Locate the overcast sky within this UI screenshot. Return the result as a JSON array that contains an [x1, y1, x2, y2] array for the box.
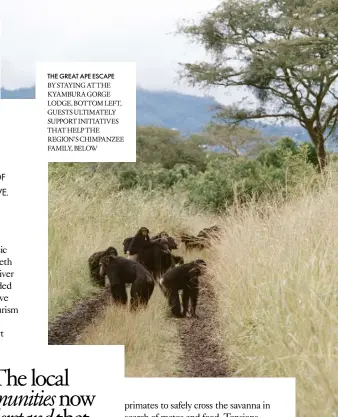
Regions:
[[1, 0, 248, 104]]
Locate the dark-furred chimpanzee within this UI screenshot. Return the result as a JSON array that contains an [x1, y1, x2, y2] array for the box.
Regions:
[[151, 232, 182, 274], [127, 227, 150, 261], [99, 255, 155, 310], [152, 231, 178, 250], [88, 246, 118, 287], [158, 250, 181, 277], [159, 259, 207, 318], [137, 237, 172, 280]]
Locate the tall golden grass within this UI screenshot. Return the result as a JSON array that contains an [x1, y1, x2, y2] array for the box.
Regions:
[[209, 178, 338, 417], [49, 164, 337, 416], [77, 288, 183, 377]]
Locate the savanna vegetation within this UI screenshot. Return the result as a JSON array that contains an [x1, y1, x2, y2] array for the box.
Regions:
[[49, 0, 338, 415], [49, 124, 338, 414]]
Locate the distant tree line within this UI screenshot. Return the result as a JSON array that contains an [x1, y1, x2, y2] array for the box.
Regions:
[[50, 125, 327, 213]]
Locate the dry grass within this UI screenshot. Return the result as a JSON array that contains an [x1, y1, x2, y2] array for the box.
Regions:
[[49, 164, 338, 415], [209, 178, 338, 417], [77, 287, 183, 377]]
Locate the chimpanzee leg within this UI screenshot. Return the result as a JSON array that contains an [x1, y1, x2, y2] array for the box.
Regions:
[[168, 290, 182, 317], [130, 279, 154, 311], [190, 286, 199, 318], [130, 281, 141, 311], [182, 288, 190, 317], [110, 284, 127, 305]]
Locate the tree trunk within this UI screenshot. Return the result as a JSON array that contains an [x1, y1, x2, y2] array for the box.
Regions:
[[308, 125, 327, 173], [316, 135, 327, 173]]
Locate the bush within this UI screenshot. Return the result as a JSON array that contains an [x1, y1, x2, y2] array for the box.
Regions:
[[136, 126, 207, 171], [49, 136, 319, 214], [185, 146, 316, 212], [257, 137, 318, 168]]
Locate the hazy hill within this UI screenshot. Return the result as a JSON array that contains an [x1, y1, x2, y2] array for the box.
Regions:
[[1, 86, 36, 99], [1, 85, 334, 147]]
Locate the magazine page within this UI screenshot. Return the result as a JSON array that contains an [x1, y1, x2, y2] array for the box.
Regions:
[[2, 0, 337, 416]]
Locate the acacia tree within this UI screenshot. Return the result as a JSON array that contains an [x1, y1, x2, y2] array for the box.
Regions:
[[188, 124, 266, 156], [177, 0, 338, 171], [204, 123, 271, 157]]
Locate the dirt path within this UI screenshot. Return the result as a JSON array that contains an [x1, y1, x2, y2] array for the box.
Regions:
[[177, 277, 230, 377], [48, 278, 229, 377], [48, 288, 111, 344]]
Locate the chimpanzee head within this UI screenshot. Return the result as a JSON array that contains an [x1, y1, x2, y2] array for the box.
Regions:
[[138, 227, 149, 237], [190, 259, 207, 275], [105, 246, 118, 256], [194, 259, 207, 267], [99, 254, 117, 276]]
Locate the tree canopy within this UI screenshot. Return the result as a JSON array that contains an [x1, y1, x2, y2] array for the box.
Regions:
[[203, 123, 268, 157], [136, 126, 206, 170], [177, 0, 338, 170]]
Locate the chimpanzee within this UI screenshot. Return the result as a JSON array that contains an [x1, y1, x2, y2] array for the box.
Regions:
[[99, 255, 155, 310], [152, 231, 178, 250], [159, 259, 207, 318], [127, 227, 151, 261], [159, 253, 185, 278], [137, 237, 172, 280], [88, 246, 118, 287]]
